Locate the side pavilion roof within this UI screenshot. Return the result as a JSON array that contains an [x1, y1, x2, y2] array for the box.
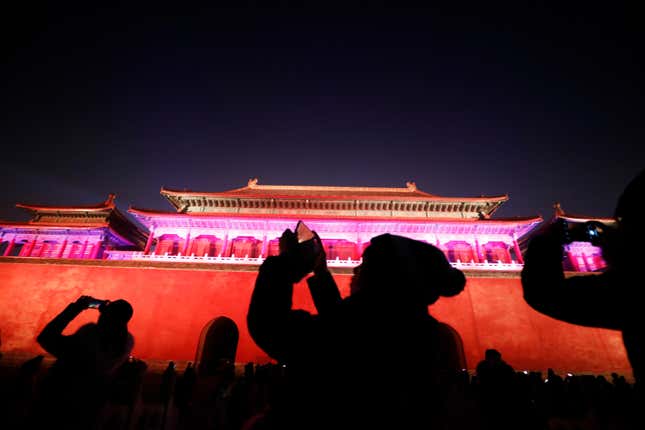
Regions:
[[11, 194, 147, 247]]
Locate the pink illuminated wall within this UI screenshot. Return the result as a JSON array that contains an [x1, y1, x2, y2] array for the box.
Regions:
[[0, 259, 630, 377], [129, 215, 536, 266]]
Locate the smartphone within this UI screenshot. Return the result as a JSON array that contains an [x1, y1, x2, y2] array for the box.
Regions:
[[296, 221, 315, 243], [560, 219, 607, 245], [88, 298, 108, 309], [295, 221, 321, 264]]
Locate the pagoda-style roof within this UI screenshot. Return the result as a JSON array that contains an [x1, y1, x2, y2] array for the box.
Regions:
[[159, 178, 509, 219], [13, 194, 148, 248], [0, 221, 139, 248], [553, 202, 616, 226], [128, 206, 542, 238], [16, 194, 118, 223], [518, 203, 617, 254]]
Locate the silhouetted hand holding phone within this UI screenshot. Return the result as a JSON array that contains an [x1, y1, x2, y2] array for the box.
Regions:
[[33, 294, 135, 429], [311, 232, 328, 276], [248, 230, 467, 430], [522, 169, 645, 405], [277, 221, 324, 283]]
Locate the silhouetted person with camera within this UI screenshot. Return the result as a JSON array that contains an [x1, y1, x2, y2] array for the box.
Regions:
[[32, 295, 134, 429], [522, 169, 645, 426], [247, 224, 467, 430]]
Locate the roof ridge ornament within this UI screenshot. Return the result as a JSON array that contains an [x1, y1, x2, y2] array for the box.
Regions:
[[105, 193, 117, 207], [248, 177, 259, 188], [405, 181, 417, 191], [554, 202, 565, 218]]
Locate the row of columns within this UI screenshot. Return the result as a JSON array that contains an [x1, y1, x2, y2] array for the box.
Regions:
[[145, 228, 524, 263], [1, 236, 103, 259]]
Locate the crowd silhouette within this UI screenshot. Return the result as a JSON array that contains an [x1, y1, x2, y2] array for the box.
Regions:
[[0, 352, 640, 429], [0, 169, 643, 429]]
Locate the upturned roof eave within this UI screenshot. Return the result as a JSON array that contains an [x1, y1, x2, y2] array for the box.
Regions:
[[128, 206, 541, 225], [15, 204, 114, 214], [0, 221, 110, 229], [556, 213, 616, 224], [160, 185, 509, 204], [551, 203, 616, 225], [15, 194, 117, 214]]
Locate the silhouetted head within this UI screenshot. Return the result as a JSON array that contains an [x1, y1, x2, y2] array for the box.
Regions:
[[485, 348, 502, 361], [98, 299, 133, 328], [350, 234, 466, 307], [603, 169, 645, 268], [615, 169, 645, 226]]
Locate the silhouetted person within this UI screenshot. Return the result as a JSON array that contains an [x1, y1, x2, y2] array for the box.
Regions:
[[475, 349, 517, 430], [11, 355, 44, 423], [106, 355, 148, 429], [522, 169, 645, 425], [32, 295, 134, 429], [174, 361, 197, 415], [476, 348, 515, 387], [160, 361, 176, 430], [247, 228, 466, 430]]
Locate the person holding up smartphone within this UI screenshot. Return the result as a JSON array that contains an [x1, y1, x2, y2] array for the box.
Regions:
[[247, 221, 467, 430], [32, 295, 135, 429], [293, 221, 343, 315], [521, 169, 645, 415]]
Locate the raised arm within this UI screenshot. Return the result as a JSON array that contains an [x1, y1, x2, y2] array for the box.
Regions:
[[307, 235, 342, 315], [247, 255, 319, 362], [521, 229, 623, 330], [36, 296, 91, 357], [307, 270, 342, 315]]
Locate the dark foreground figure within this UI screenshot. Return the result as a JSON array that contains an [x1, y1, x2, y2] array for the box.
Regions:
[[31, 295, 134, 429], [247, 229, 466, 429], [522, 169, 645, 428]]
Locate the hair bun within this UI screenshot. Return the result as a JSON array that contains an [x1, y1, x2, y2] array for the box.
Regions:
[[438, 269, 466, 297]]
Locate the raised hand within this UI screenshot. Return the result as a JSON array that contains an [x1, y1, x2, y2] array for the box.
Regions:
[[74, 295, 94, 308], [278, 229, 298, 255], [312, 232, 328, 276]]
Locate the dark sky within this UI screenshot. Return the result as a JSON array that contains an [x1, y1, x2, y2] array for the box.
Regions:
[[2, 4, 643, 224]]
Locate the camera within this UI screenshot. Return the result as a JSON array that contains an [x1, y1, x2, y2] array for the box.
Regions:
[[558, 219, 608, 245]]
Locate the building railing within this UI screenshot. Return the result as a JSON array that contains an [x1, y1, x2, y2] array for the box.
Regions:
[[104, 250, 523, 271], [451, 260, 523, 271]]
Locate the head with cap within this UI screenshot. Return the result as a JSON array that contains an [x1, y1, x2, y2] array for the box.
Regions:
[[350, 234, 466, 307], [98, 299, 133, 328]]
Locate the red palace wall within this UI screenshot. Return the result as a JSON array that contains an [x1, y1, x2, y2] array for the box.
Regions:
[[0, 259, 632, 378]]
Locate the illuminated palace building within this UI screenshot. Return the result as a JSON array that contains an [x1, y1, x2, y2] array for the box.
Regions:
[[0, 180, 628, 376]]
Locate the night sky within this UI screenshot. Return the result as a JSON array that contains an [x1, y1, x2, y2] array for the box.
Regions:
[[2, 4, 643, 225]]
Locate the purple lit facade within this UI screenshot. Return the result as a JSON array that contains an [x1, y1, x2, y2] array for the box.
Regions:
[[0, 194, 146, 259], [0, 180, 612, 273], [115, 180, 541, 272]]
